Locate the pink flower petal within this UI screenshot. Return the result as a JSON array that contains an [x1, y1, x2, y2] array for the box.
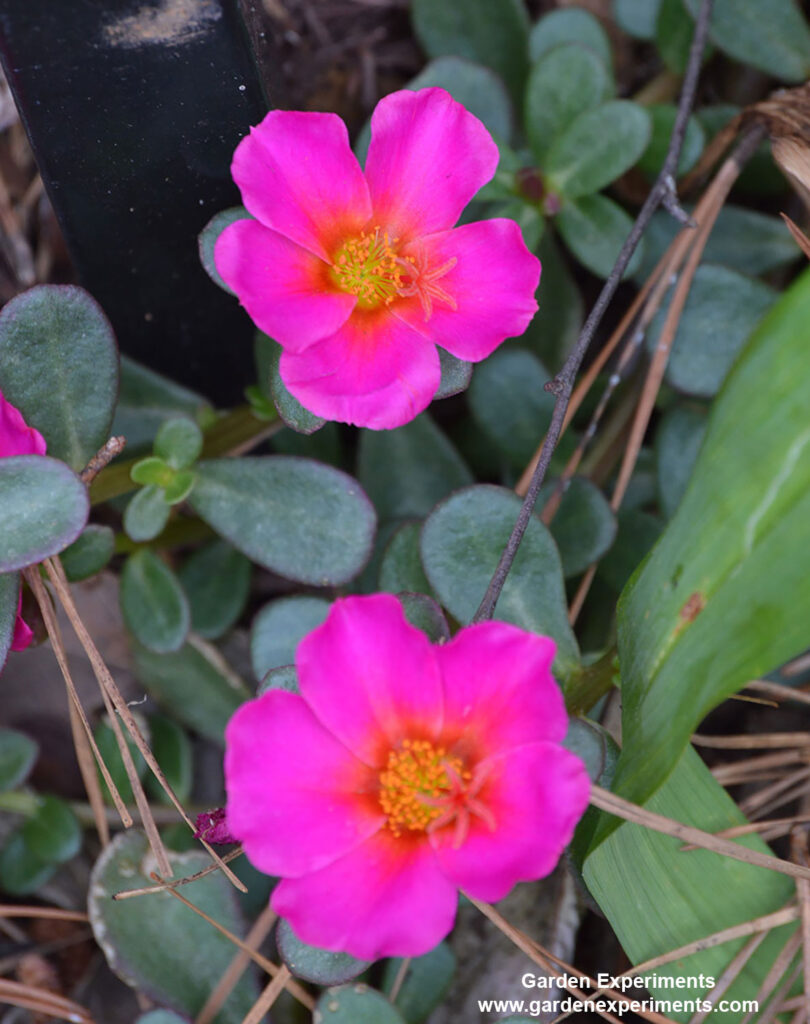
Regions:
[[0, 390, 47, 458], [437, 622, 564, 761], [272, 830, 458, 959], [279, 308, 440, 429], [394, 219, 541, 361], [225, 690, 383, 878], [430, 742, 590, 902], [365, 88, 499, 241], [214, 220, 355, 352], [296, 595, 443, 767], [11, 590, 33, 652], [232, 111, 372, 261]]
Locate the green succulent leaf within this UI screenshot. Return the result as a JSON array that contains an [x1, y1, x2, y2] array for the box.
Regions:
[[539, 477, 617, 578], [198, 207, 251, 295], [123, 485, 171, 543], [556, 193, 644, 280], [545, 101, 650, 199], [0, 285, 119, 471], [154, 417, 203, 470], [0, 456, 89, 573], [120, 550, 190, 654], [21, 795, 81, 864], [529, 7, 612, 66], [0, 728, 38, 792], [358, 414, 472, 524], [178, 541, 251, 640], [60, 525, 115, 582], [190, 457, 376, 586], [315, 984, 406, 1024], [525, 43, 613, 163], [277, 919, 371, 984], [421, 485, 579, 678], [0, 573, 20, 669], [251, 595, 331, 680], [411, 0, 530, 108]]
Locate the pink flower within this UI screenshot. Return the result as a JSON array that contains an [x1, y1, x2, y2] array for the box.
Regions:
[[224, 594, 590, 959], [215, 88, 541, 429], [0, 389, 46, 654]]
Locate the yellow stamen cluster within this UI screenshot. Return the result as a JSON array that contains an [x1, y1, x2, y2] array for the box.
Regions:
[[378, 739, 468, 837], [331, 227, 402, 308]]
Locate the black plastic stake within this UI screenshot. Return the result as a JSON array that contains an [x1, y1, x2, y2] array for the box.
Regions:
[[0, 0, 279, 403]]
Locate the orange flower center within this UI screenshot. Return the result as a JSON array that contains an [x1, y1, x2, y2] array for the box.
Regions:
[[330, 229, 459, 320], [378, 739, 468, 837], [331, 227, 403, 309]]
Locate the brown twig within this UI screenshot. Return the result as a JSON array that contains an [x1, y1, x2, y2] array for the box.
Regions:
[[79, 436, 126, 485], [197, 904, 277, 1024]]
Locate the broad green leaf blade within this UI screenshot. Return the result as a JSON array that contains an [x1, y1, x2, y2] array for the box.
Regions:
[[277, 919, 371, 984], [178, 541, 251, 640], [0, 456, 89, 572], [250, 595, 331, 680], [683, 0, 810, 82], [545, 101, 650, 199], [411, 0, 530, 108], [421, 486, 580, 678], [315, 985, 406, 1024], [539, 477, 617, 578], [525, 43, 613, 164], [358, 414, 472, 523], [614, 267, 810, 811], [0, 285, 119, 470], [198, 207, 251, 295], [0, 728, 38, 792], [655, 0, 696, 73], [529, 8, 612, 66], [647, 265, 776, 398], [95, 719, 146, 805], [0, 573, 19, 669], [60, 525, 115, 582], [120, 550, 190, 654], [190, 457, 376, 586], [584, 746, 796, 1024], [131, 636, 250, 744], [89, 831, 258, 1023], [556, 193, 644, 280], [467, 349, 555, 469]]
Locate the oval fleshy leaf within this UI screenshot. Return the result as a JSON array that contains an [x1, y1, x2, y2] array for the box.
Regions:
[[120, 550, 190, 654], [89, 831, 258, 1022], [0, 285, 119, 471], [0, 573, 19, 669], [0, 456, 89, 572], [250, 595, 331, 681], [0, 728, 38, 792], [381, 943, 456, 1024], [556, 193, 644, 280], [525, 43, 613, 163], [315, 984, 406, 1024], [131, 636, 250, 744], [358, 414, 472, 523], [277, 919, 372, 985], [178, 541, 252, 640], [545, 101, 651, 199], [420, 485, 579, 677], [528, 7, 612, 66], [189, 457, 376, 586], [198, 206, 251, 295], [539, 477, 617, 578], [379, 521, 433, 595], [60, 525, 116, 582]]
